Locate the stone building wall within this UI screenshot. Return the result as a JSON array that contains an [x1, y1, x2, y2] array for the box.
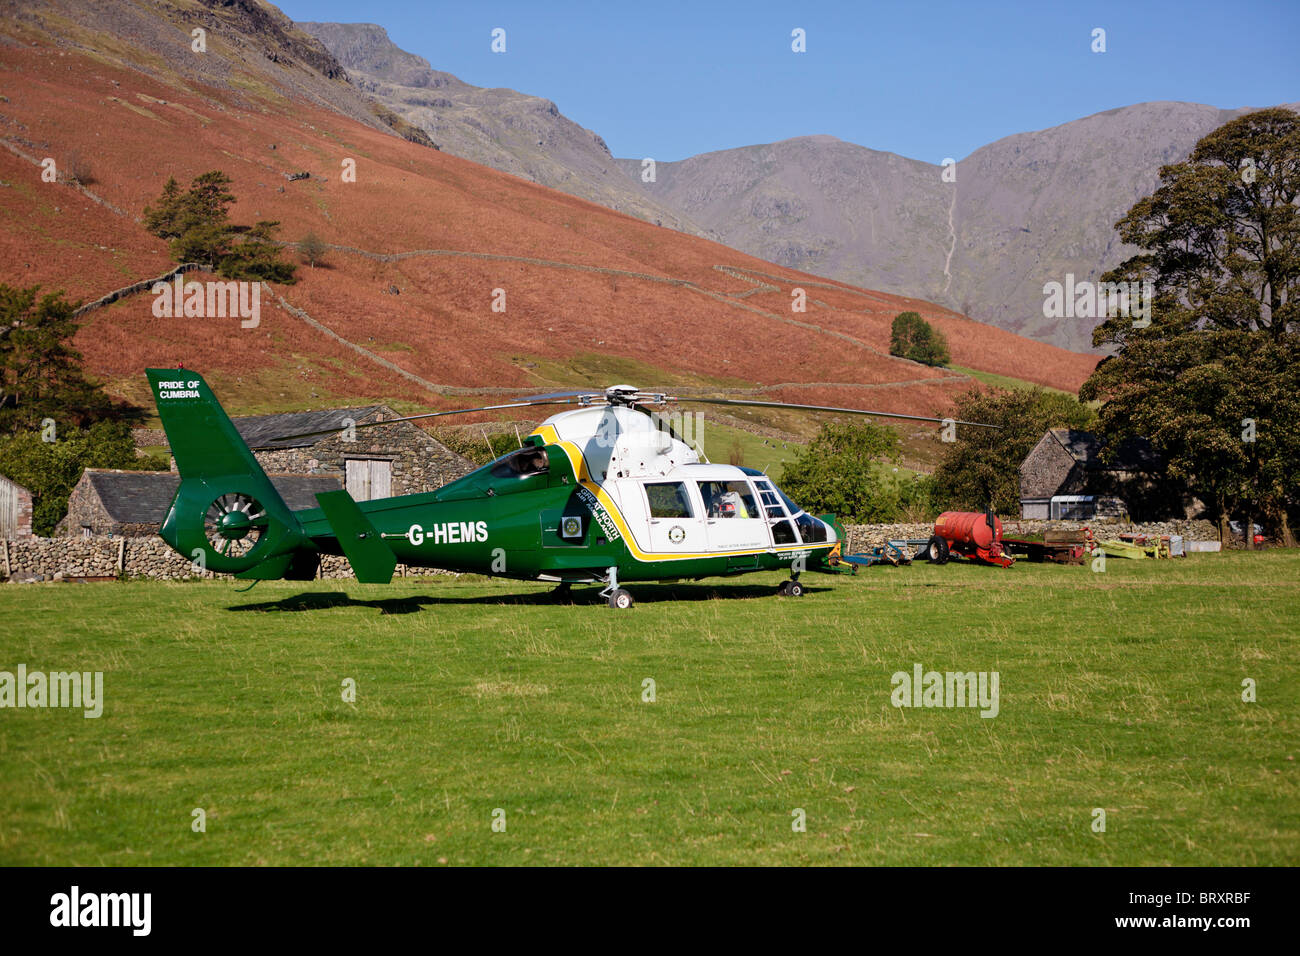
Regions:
[[252, 419, 473, 496], [1019, 433, 1075, 500], [59, 479, 117, 536]]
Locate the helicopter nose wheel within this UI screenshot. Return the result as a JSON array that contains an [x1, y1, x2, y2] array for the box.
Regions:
[[599, 566, 635, 609], [778, 579, 804, 597]]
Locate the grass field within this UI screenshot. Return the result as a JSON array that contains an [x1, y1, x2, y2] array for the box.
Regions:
[[1, 552, 1296, 866]]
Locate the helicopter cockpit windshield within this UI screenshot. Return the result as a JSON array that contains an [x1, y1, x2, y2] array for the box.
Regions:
[[746, 472, 830, 545], [489, 446, 549, 479]]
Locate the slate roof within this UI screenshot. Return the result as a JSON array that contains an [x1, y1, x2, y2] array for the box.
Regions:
[[1046, 429, 1163, 471], [84, 470, 342, 525], [231, 406, 386, 450]]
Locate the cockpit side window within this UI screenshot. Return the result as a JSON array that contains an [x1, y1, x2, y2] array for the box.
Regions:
[[645, 481, 694, 518], [489, 447, 549, 479]]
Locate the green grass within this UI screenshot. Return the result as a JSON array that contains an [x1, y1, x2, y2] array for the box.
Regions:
[[948, 364, 1073, 395], [1, 552, 1296, 866], [696, 418, 802, 474]]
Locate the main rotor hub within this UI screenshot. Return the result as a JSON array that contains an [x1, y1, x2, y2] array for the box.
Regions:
[[605, 385, 641, 405]]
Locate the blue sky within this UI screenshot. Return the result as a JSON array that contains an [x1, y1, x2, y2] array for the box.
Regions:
[[278, 0, 1299, 163]]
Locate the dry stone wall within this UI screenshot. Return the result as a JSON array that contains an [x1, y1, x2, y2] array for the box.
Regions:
[[843, 518, 1220, 554], [1, 536, 442, 582], [0, 518, 1229, 582]]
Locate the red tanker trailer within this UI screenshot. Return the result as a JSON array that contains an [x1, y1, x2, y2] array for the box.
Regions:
[[924, 510, 1015, 568]]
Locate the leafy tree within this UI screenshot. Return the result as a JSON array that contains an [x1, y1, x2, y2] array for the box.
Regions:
[[778, 421, 905, 521], [890, 311, 950, 366], [1082, 107, 1300, 543], [930, 387, 1096, 515], [0, 284, 128, 434], [0, 422, 168, 535], [298, 232, 328, 268]]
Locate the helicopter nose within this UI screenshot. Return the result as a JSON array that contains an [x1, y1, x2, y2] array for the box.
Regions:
[[821, 518, 837, 543]]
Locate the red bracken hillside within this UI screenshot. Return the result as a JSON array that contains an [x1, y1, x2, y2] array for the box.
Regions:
[[0, 2, 1097, 426]]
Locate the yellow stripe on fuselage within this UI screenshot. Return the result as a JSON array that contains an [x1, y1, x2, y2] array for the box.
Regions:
[[531, 424, 829, 564]]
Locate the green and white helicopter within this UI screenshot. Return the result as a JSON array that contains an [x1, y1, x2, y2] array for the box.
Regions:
[[147, 368, 993, 608]]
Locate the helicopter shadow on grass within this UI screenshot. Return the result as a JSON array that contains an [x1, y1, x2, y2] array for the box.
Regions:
[[225, 582, 831, 614]]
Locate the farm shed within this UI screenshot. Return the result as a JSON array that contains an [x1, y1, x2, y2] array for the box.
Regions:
[[1019, 428, 1180, 521], [230, 405, 474, 500], [0, 474, 35, 539]]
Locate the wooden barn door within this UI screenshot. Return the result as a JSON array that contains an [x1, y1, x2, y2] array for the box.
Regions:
[[345, 459, 392, 501]]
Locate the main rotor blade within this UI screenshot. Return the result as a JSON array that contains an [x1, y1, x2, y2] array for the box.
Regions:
[[266, 398, 595, 443], [523, 390, 601, 401], [662, 396, 1000, 429]]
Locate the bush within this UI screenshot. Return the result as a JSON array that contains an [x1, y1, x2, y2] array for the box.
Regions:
[[890, 311, 950, 366], [778, 421, 906, 522]]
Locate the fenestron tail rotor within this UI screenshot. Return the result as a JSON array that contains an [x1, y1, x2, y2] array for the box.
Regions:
[[204, 493, 269, 558]]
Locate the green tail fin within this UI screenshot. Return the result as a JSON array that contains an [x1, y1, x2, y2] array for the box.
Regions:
[[313, 490, 397, 584], [147, 369, 307, 575]]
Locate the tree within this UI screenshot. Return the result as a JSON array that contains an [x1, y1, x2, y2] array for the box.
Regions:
[[220, 221, 297, 283], [0, 422, 168, 535], [930, 387, 1096, 515], [778, 421, 906, 521], [1082, 107, 1300, 543], [0, 284, 128, 434], [298, 232, 328, 268], [890, 311, 950, 366], [143, 172, 296, 283]]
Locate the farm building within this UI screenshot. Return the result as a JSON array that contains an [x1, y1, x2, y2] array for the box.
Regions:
[[1019, 428, 1182, 521], [0, 474, 35, 539], [230, 405, 474, 500], [57, 470, 345, 538], [133, 405, 474, 501]]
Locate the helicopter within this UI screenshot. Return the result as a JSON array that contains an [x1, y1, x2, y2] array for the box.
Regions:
[[145, 368, 996, 608]]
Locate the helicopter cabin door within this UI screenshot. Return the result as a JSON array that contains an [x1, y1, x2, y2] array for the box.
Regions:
[[696, 479, 769, 554], [639, 480, 707, 554]]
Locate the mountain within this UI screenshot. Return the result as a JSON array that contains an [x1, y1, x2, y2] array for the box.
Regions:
[[296, 21, 1293, 352], [617, 101, 1300, 352], [297, 21, 704, 236], [0, 0, 1095, 460]]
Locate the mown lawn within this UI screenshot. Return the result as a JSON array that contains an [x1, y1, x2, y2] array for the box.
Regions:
[[0, 551, 1295, 866]]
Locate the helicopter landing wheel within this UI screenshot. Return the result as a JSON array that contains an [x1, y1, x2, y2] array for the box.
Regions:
[[779, 580, 804, 597], [608, 588, 634, 610]]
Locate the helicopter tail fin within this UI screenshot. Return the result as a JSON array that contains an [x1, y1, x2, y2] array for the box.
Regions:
[[146, 368, 309, 578], [314, 490, 397, 584]]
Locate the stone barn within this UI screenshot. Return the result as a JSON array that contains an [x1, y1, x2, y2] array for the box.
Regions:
[[0, 474, 34, 539], [58, 470, 344, 537], [229, 405, 474, 500], [1019, 428, 1183, 521]]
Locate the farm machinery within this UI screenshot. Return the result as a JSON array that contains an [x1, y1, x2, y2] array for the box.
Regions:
[[838, 510, 1019, 569]]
